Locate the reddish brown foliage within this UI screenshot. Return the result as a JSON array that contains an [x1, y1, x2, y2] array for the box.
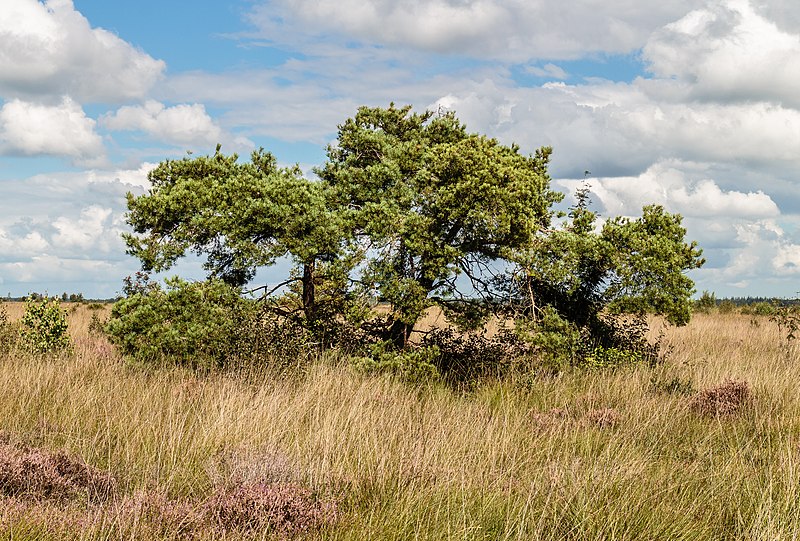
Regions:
[[689, 380, 752, 417], [204, 481, 339, 537], [0, 437, 115, 502]]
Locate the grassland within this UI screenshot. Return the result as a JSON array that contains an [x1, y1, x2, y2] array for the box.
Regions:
[[0, 302, 799, 540]]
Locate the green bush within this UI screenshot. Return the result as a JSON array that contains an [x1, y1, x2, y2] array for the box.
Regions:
[[693, 291, 717, 313], [420, 327, 532, 387], [519, 307, 582, 369], [19, 297, 72, 354], [351, 342, 440, 384], [740, 302, 776, 316], [106, 277, 253, 367]]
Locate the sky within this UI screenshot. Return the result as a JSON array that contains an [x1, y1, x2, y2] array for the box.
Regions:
[[1, 0, 800, 299]]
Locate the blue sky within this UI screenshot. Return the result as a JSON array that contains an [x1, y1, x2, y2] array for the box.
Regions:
[[2, 0, 800, 299]]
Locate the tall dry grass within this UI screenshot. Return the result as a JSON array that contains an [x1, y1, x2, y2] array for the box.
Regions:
[[0, 304, 798, 540]]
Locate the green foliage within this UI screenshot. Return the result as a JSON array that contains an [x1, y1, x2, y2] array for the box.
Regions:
[[123, 147, 352, 325], [225, 306, 318, 372], [351, 342, 440, 384], [118, 104, 705, 382], [319, 104, 562, 345], [420, 327, 532, 386], [718, 300, 737, 314], [770, 302, 800, 343], [519, 306, 583, 368], [106, 277, 251, 366], [739, 301, 776, 316], [19, 297, 72, 354], [694, 291, 717, 313], [504, 186, 700, 369]]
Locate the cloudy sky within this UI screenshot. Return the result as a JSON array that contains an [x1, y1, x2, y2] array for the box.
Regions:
[[1, 0, 799, 299]]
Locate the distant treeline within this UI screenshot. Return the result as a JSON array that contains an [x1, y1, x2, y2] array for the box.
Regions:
[[718, 296, 800, 306], [4, 292, 116, 304]]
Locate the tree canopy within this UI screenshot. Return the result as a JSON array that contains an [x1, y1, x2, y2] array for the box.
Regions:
[[121, 104, 704, 359]]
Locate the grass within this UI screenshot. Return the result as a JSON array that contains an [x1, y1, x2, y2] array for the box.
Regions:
[[0, 303, 799, 539]]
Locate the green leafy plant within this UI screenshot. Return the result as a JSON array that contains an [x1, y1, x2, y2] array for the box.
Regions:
[[770, 301, 800, 354], [694, 291, 717, 313], [420, 327, 532, 387], [351, 342, 440, 384], [106, 277, 252, 367], [19, 297, 72, 354]]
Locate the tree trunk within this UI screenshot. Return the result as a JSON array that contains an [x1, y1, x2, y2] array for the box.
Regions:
[[301, 258, 316, 322], [388, 318, 413, 349]]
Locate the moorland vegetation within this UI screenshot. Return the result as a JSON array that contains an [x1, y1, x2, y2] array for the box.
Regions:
[[2, 104, 797, 539]]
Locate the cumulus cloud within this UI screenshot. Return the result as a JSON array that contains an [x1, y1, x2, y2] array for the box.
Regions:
[[643, 0, 800, 107], [559, 161, 780, 220], [102, 101, 217, 144], [0, 0, 165, 102], [52, 206, 115, 251], [246, 0, 696, 61], [429, 79, 800, 181], [0, 97, 105, 162]]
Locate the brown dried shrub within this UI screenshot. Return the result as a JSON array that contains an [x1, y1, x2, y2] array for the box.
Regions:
[[203, 481, 338, 537], [689, 379, 753, 417], [0, 438, 115, 502]]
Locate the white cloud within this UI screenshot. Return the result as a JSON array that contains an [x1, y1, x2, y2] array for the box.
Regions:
[[0, 230, 49, 258], [0, 0, 165, 102], [102, 101, 219, 145], [560, 161, 780, 220], [643, 0, 800, 107], [526, 63, 568, 80], [52, 205, 115, 251], [246, 0, 696, 61], [0, 97, 105, 162]]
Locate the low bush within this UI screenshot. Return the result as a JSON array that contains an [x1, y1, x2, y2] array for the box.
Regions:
[[105, 277, 252, 367], [351, 342, 440, 384], [689, 380, 752, 417], [19, 297, 72, 354], [0, 435, 115, 502], [421, 327, 532, 386]]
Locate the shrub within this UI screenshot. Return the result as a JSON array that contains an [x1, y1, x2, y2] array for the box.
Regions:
[[19, 297, 72, 354], [420, 327, 532, 386], [689, 380, 752, 417], [517, 308, 661, 373], [0, 436, 115, 502], [740, 301, 776, 316], [106, 277, 253, 367], [351, 342, 440, 384], [226, 307, 318, 372], [693, 290, 717, 313], [204, 481, 338, 537]]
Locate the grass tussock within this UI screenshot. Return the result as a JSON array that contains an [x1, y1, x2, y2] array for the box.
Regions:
[[0, 305, 799, 539]]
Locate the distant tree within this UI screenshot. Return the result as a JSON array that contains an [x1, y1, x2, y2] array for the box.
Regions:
[[695, 291, 717, 313]]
